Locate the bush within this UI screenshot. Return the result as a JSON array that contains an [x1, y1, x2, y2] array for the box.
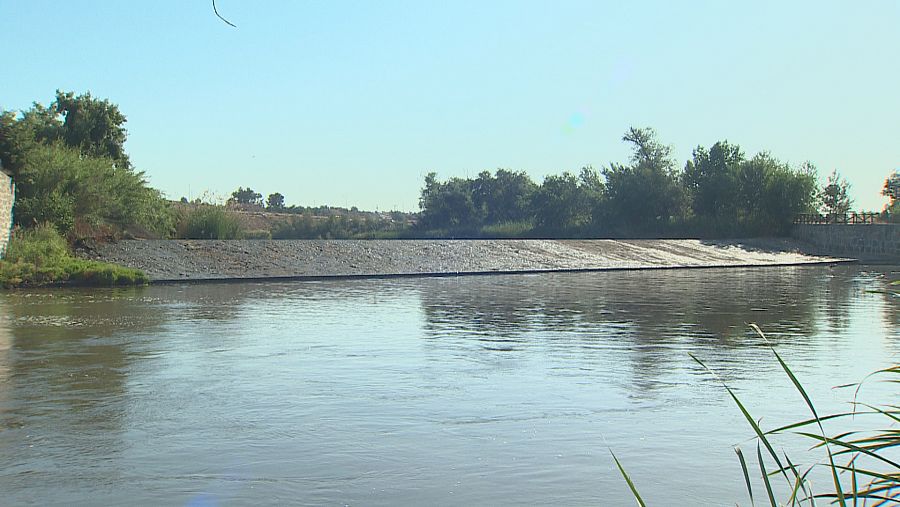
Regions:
[[14, 143, 174, 236], [4, 223, 70, 265], [178, 205, 244, 239], [242, 229, 272, 240], [0, 225, 148, 287]]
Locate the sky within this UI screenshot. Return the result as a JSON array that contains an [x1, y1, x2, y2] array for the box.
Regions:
[[2, 0, 898, 211]]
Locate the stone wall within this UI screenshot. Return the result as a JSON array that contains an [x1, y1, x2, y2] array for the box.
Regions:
[[793, 224, 900, 262], [0, 172, 12, 258]]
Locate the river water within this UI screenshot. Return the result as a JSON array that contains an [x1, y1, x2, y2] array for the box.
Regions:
[[0, 265, 897, 506]]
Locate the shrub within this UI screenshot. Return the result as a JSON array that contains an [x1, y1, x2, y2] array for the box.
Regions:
[[242, 229, 272, 240], [14, 143, 174, 236], [0, 224, 148, 287], [178, 205, 244, 239], [4, 224, 70, 265]]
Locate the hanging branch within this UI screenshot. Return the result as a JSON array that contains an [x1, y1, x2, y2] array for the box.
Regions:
[[212, 0, 237, 28]]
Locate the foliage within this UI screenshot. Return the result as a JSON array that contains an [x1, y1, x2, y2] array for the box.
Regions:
[[177, 205, 244, 239], [820, 170, 853, 216], [603, 127, 686, 233], [266, 192, 285, 211], [13, 143, 173, 236], [272, 212, 402, 239], [0, 90, 130, 175], [229, 187, 263, 207], [416, 128, 820, 238], [2, 91, 172, 237], [683, 141, 744, 221], [0, 224, 148, 287], [531, 168, 600, 233], [616, 325, 900, 506], [53, 90, 130, 168], [883, 171, 900, 222]]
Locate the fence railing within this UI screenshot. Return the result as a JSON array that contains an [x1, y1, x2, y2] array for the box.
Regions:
[[794, 212, 881, 225]]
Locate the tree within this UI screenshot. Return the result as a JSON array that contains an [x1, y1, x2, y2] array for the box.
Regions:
[[603, 127, 686, 232], [471, 169, 537, 224], [531, 172, 590, 232], [820, 170, 853, 216], [1, 90, 131, 175], [229, 187, 263, 206], [883, 171, 900, 221], [53, 90, 130, 168], [683, 141, 744, 220], [266, 192, 285, 211], [736, 153, 817, 235], [418, 173, 482, 231]]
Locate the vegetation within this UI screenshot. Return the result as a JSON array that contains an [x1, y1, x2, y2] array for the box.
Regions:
[[0, 91, 173, 237], [883, 171, 900, 223], [176, 205, 244, 240], [615, 325, 900, 506], [272, 212, 407, 240], [820, 170, 853, 217], [0, 224, 148, 287], [417, 128, 820, 238]]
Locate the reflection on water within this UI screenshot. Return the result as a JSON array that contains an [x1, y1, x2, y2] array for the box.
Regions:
[[0, 266, 896, 505]]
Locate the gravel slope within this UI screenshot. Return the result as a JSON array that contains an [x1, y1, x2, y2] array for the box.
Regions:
[[76, 238, 845, 282]]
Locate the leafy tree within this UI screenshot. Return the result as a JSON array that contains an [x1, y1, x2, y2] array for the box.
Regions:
[[418, 173, 483, 230], [229, 187, 263, 206], [1, 91, 131, 173], [820, 170, 853, 216], [53, 90, 130, 168], [683, 141, 744, 220], [883, 171, 900, 221], [738, 153, 817, 234], [267, 192, 285, 210], [603, 127, 686, 232], [471, 169, 537, 224], [530, 170, 597, 233]]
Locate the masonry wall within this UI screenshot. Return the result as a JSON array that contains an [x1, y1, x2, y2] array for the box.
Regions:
[[793, 224, 900, 262], [0, 172, 12, 258]]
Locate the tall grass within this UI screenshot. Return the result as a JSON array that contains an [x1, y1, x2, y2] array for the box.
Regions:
[[615, 324, 900, 506], [1, 224, 148, 287], [177, 205, 244, 240]]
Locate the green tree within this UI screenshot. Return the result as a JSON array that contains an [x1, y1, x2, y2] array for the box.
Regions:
[[737, 153, 817, 234], [266, 192, 285, 210], [820, 170, 853, 216], [229, 187, 263, 206], [418, 173, 483, 231], [1, 90, 131, 174], [471, 169, 537, 224], [603, 127, 686, 232], [683, 141, 744, 220], [883, 171, 900, 221], [531, 172, 589, 232], [53, 91, 130, 168]]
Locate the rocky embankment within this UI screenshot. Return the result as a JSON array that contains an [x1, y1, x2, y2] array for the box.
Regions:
[[76, 238, 847, 283]]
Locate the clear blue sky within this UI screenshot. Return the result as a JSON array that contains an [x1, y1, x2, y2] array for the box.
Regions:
[[2, 0, 898, 211]]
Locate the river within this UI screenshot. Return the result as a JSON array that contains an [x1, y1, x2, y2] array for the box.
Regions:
[[0, 265, 897, 505]]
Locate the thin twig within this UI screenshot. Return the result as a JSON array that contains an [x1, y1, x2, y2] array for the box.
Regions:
[[212, 0, 237, 28]]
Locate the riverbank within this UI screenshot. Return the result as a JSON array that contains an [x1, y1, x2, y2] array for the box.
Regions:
[[75, 238, 849, 283]]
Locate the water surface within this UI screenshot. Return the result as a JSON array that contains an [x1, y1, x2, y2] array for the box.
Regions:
[[0, 265, 897, 505]]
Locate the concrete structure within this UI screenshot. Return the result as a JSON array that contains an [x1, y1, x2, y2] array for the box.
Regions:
[[0, 167, 13, 258], [793, 224, 899, 262]]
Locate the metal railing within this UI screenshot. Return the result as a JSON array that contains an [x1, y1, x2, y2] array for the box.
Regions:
[[794, 212, 881, 225]]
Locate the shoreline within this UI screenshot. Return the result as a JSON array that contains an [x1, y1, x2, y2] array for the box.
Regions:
[[77, 238, 852, 284]]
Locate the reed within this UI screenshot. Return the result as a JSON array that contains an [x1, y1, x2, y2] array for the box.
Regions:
[[615, 324, 900, 506]]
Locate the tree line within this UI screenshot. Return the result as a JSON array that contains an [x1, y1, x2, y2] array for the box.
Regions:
[[417, 127, 873, 238], [1, 91, 895, 242]]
